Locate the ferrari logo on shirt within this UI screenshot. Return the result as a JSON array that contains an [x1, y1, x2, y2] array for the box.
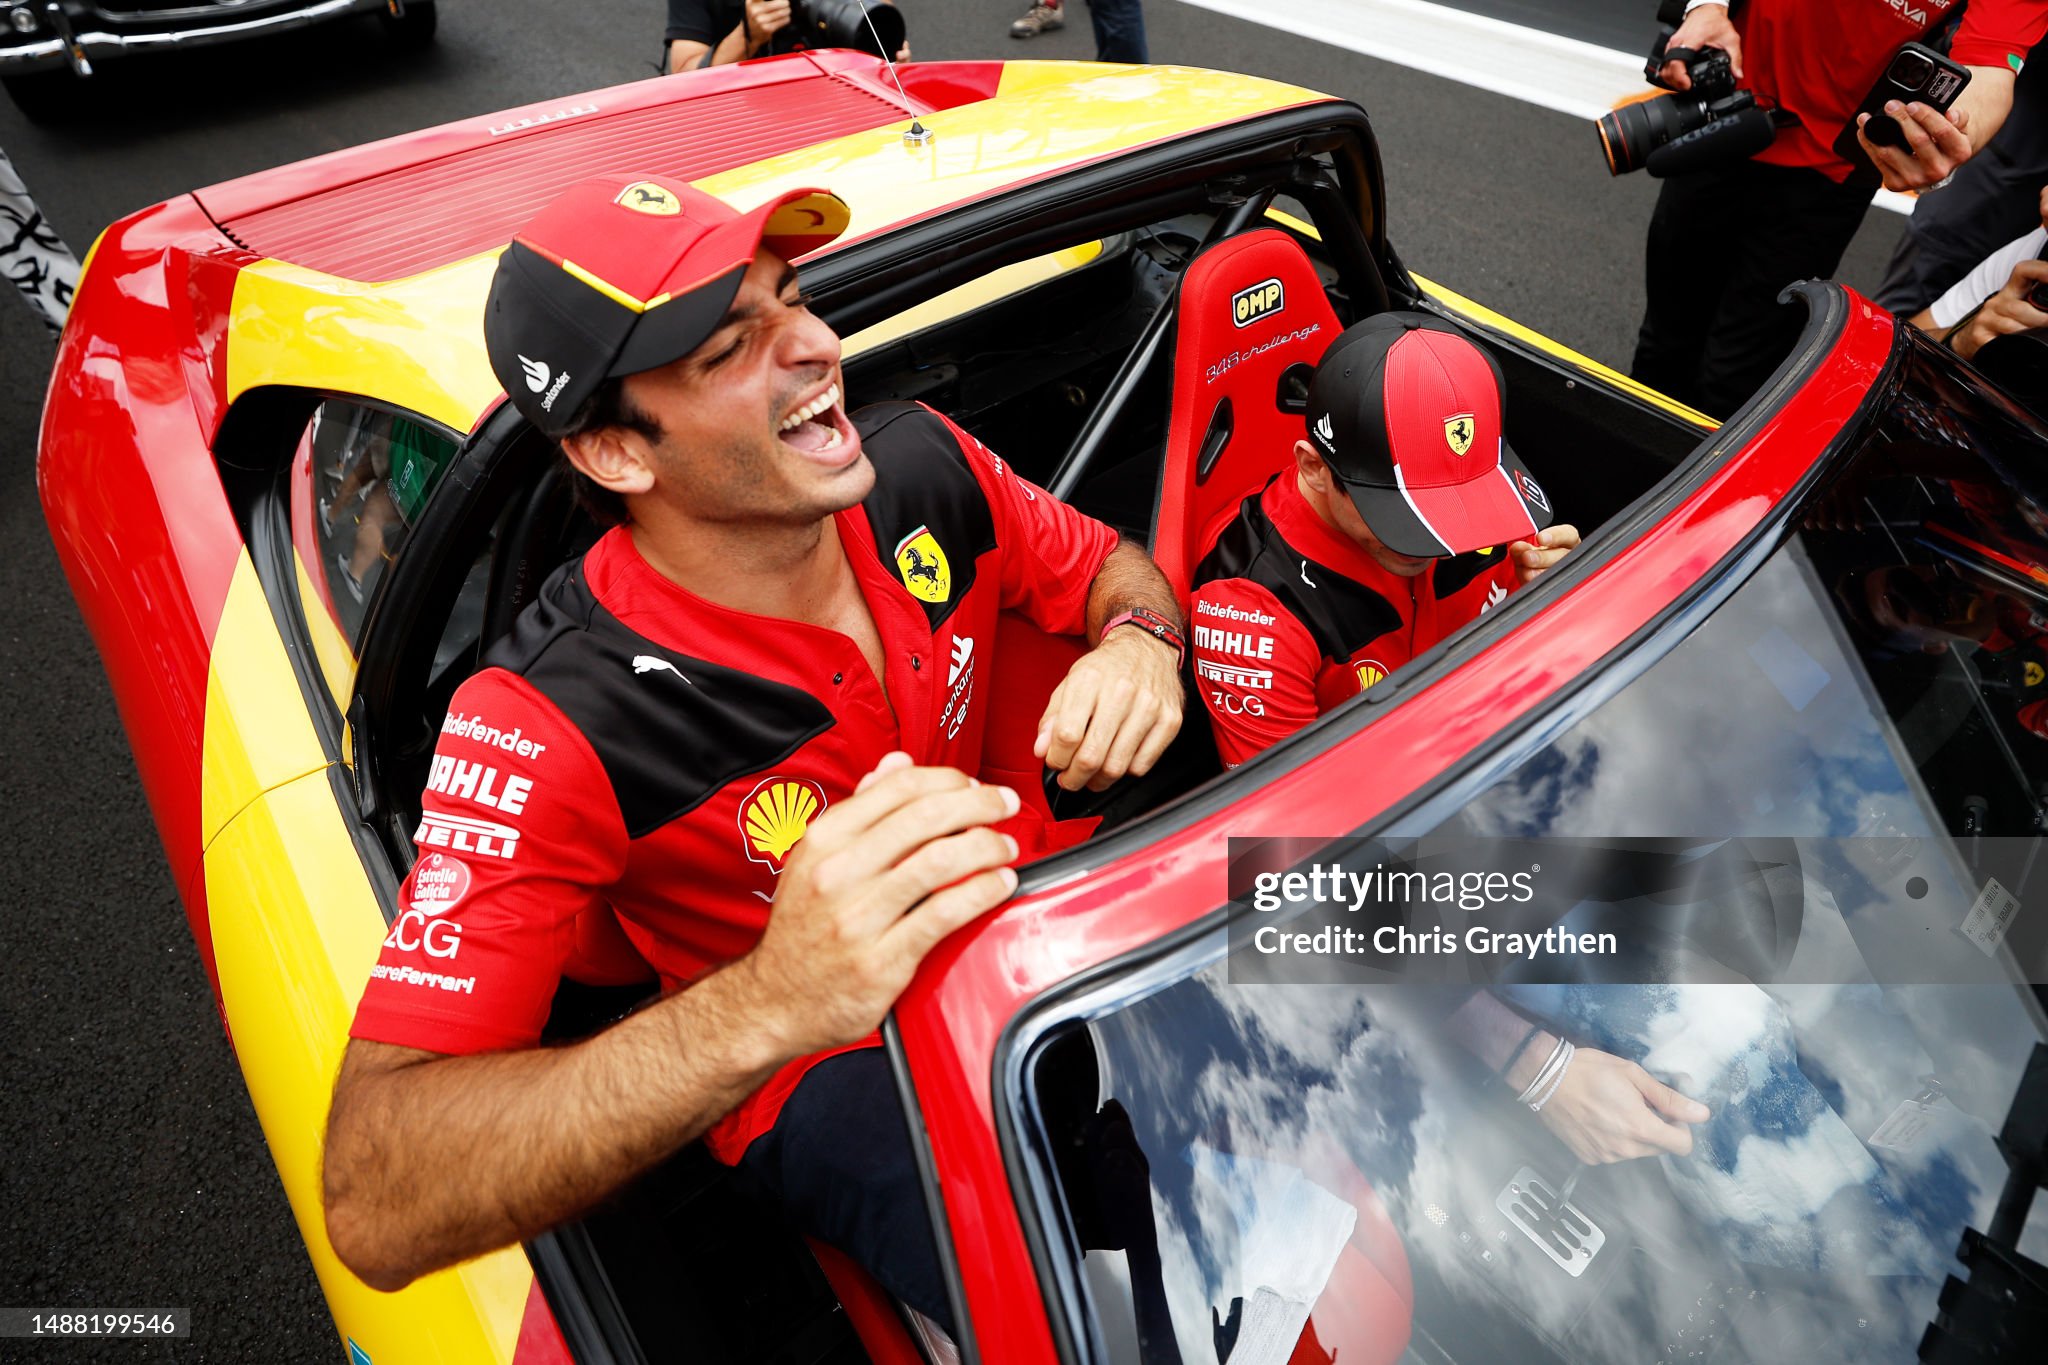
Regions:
[[739, 777, 827, 872], [894, 525, 952, 604], [1355, 660, 1388, 691], [1444, 414, 1475, 457], [615, 182, 681, 215]]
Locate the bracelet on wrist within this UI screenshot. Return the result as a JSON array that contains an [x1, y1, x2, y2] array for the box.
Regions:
[[1529, 1041, 1577, 1112], [1102, 607, 1186, 670], [1500, 1023, 1544, 1081], [1514, 1035, 1568, 1105]]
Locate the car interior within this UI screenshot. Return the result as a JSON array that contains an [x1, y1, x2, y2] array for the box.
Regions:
[[246, 118, 1723, 1365]]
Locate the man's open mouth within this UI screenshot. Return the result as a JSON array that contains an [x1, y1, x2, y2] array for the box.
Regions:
[[777, 381, 851, 457]]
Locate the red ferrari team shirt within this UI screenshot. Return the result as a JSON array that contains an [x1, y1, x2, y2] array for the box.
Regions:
[[1189, 473, 1517, 767], [349, 402, 1119, 1163], [1741, 0, 2048, 182]]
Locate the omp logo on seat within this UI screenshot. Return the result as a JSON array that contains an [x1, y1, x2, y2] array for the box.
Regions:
[[1231, 277, 1285, 328], [518, 355, 550, 393], [893, 525, 951, 604], [615, 181, 681, 215], [739, 777, 827, 872]]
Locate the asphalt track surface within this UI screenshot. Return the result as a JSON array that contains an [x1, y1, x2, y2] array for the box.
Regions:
[[0, 1, 1914, 1360]]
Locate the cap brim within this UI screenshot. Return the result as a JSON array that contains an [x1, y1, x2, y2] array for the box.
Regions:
[[603, 187, 851, 380], [1340, 438, 1554, 558]]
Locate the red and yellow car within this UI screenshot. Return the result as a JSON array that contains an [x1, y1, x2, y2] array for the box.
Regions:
[[39, 47, 2048, 1365]]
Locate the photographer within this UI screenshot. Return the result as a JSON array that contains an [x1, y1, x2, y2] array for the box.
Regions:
[[1912, 182, 2048, 359], [1631, 0, 2048, 420], [663, 0, 903, 74]]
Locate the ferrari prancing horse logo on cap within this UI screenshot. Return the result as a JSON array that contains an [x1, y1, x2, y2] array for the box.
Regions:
[[615, 182, 681, 215], [894, 526, 952, 604], [1444, 414, 1475, 457]]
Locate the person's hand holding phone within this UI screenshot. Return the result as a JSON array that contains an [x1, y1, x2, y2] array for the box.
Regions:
[[1858, 99, 1975, 192]]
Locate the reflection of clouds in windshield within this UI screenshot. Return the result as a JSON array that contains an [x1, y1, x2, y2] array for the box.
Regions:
[[1094, 980, 1430, 1360], [1464, 550, 1910, 841], [1078, 960, 2036, 1362]]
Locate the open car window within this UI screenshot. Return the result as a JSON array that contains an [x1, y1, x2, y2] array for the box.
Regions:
[[1006, 336, 2048, 1364]]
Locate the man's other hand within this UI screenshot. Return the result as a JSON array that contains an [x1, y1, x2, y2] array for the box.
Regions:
[[1952, 259, 2048, 360], [1859, 100, 1974, 193], [1659, 4, 1742, 90], [1507, 523, 1581, 586], [1036, 628, 1185, 793], [745, 0, 793, 49], [739, 756, 1020, 1056], [1537, 1046, 1711, 1164]]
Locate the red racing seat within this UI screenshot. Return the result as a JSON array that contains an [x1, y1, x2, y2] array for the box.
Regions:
[[1150, 228, 1343, 604]]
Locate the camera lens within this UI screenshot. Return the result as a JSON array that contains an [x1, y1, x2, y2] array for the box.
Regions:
[[1596, 93, 1700, 175], [1888, 51, 1932, 91]]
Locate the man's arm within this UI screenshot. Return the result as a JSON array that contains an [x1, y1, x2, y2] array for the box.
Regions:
[[324, 760, 1020, 1291], [1445, 992, 1709, 1164], [1035, 541, 1187, 792], [666, 0, 789, 73], [1912, 258, 2048, 359]]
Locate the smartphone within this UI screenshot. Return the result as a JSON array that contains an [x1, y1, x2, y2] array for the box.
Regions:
[[2031, 241, 2048, 314], [1833, 42, 1972, 169]]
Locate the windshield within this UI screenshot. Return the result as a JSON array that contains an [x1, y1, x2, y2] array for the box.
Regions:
[[1011, 335, 2048, 1365]]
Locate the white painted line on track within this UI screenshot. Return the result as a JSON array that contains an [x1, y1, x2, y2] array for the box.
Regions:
[[1173, 0, 1917, 214]]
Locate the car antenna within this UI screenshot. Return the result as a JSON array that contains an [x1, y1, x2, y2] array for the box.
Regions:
[[860, 9, 932, 145]]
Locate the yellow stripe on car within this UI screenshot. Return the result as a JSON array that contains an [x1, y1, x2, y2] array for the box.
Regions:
[[696, 66, 1326, 245], [226, 253, 506, 437], [1414, 274, 1718, 428], [203, 553, 333, 846]]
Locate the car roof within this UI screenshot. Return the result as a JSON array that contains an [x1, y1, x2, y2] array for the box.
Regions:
[[211, 56, 1334, 436]]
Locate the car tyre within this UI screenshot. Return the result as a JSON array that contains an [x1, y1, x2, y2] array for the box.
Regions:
[[2, 69, 80, 123], [377, 0, 438, 49]]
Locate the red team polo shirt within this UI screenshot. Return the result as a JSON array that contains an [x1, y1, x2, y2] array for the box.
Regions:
[[1741, 0, 2048, 182], [1190, 473, 1518, 768], [350, 403, 1119, 1163]]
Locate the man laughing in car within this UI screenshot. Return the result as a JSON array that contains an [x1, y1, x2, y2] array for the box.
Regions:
[[320, 174, 1185, 1337]]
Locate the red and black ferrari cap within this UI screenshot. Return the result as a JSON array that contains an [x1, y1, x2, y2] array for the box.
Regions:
[[1305, 312, 1552, 558], [484, 174, 850, 439]]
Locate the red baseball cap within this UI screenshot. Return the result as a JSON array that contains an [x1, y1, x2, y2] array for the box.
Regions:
[[1304, 313, 1553, 557], [483, 174, 850, 439]]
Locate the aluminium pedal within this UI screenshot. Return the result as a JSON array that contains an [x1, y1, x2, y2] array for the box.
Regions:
[[1496, 1164, 1605, 1277]]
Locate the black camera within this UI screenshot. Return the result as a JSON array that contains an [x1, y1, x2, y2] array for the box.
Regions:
[[792, 0, 905, 60], [1596, 31, 1765, 176]]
